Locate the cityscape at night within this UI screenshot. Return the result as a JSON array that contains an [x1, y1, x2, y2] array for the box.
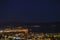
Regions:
[[0, 0, 60, 40], [0, 22, 59, 40]]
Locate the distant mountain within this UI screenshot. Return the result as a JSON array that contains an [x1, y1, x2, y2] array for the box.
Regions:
[[0, 21, 59, 25]]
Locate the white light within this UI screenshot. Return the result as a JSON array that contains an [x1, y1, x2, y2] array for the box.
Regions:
[[52, 25, 56, 27], [32, 25, 40, 27], [0, 30, 3, 33]]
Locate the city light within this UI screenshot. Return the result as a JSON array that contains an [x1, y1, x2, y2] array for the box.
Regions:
[[0, 30, 3, 33], [0, 26, 59, 40], [32, 25, 40, 27]]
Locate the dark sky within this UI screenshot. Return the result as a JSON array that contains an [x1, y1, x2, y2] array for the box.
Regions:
[[0, 0, 60, 23]]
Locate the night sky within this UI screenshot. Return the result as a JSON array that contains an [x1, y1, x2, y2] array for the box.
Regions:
[[0, 0, 60, 23]]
